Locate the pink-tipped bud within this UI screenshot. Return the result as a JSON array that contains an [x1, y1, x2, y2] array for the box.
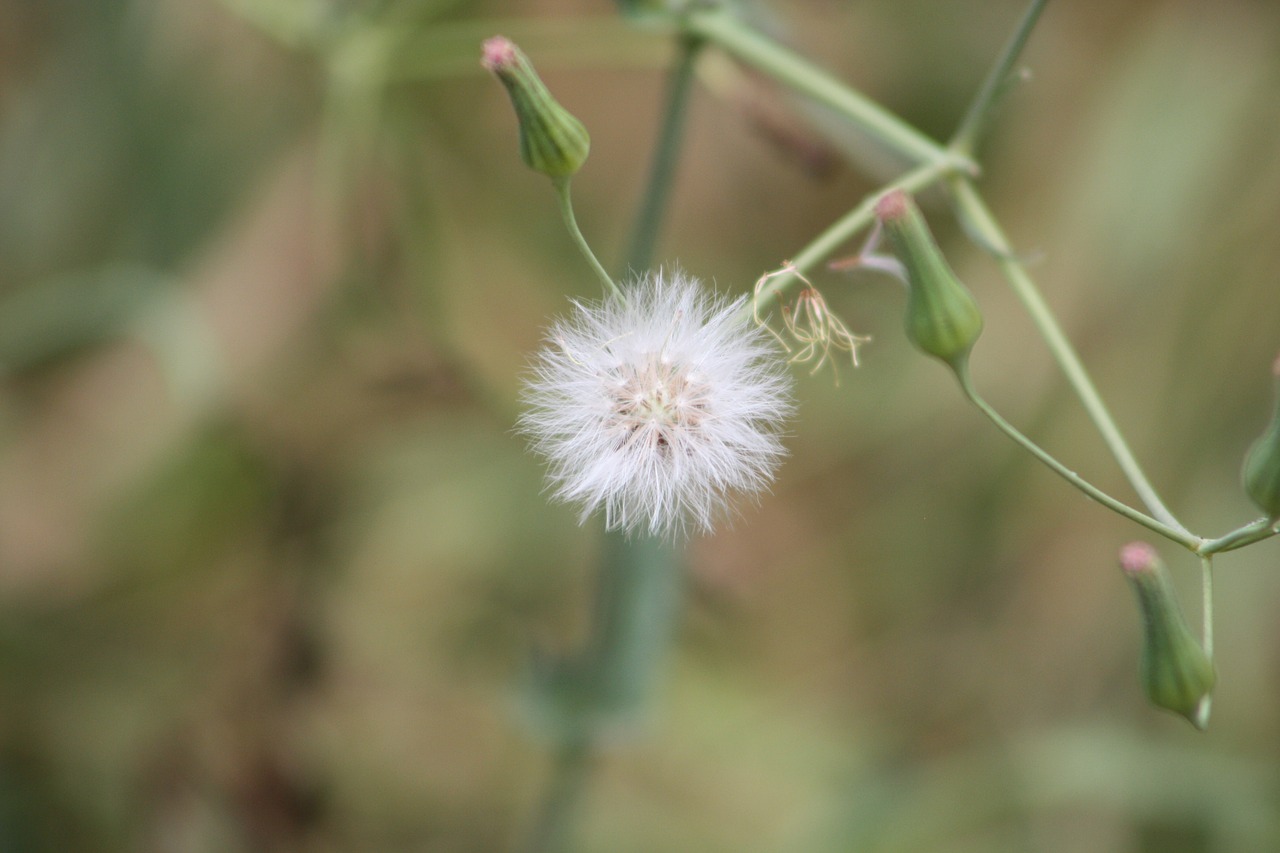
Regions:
[[874, 190, 983, 371], [482, 36, 590, 179], [1119, 541, 1158, 575], [874, 189, 909, 222], [481, 35, 518, 72], [1118, 543, 1215, 730]]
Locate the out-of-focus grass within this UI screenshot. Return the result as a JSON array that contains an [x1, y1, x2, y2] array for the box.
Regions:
[[1, 0, 1279, 850]]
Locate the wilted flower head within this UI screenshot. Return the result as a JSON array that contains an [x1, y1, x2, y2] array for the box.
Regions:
[[521, 270, 793, 536]]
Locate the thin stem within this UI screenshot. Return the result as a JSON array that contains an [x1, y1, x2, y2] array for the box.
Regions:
[[684, 8, 968, 171], [955, 364, 1201, 551], [1196, 553, 1215, 728], [948, 177, 1190, 536], [745, 160, 954, 320], [624, 34, 704, 274], [1199, 516, 1280, 555], [521, 736, 592, 853], [554, 177, 623, 300], [1200, 555, 1215, 661], [949, 0, 1050, 158]]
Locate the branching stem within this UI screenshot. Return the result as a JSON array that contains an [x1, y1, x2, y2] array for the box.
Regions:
[[744, 160, 956, 321], [948, 177, 1190, 537], [955, 363, 1201, 551]]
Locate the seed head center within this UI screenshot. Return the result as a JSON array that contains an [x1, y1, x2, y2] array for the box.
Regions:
[[611, 355, 708, 431]]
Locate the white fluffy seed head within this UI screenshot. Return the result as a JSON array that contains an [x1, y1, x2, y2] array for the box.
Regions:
[[520, 269, 794, 536]]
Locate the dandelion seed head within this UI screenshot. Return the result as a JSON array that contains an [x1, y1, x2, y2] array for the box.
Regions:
[[520, 269, 794, 536]]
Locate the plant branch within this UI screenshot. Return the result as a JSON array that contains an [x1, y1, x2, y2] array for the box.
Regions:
[[947, 177, 1190, 536], [745, 160, 956, 320], [955, 365, 1201, 551], [1199, 516, 1279, 555], [684, 8, 969, 171]]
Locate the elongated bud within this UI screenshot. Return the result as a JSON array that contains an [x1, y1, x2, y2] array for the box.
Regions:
[[483, 36, 590, 179], [1119, 542, 1215, 730], [875, 190, 983, 370], [1242, 354, 1280, 519]]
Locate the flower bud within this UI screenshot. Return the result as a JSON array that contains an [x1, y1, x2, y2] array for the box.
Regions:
[[1119, 542, 1215, 730], [1241, 354, 1280, 519], [482, 36, 590, 179], [874, 190, 983, 370]]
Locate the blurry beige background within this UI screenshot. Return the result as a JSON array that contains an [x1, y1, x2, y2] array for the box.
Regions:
[[0, 0, 1279, 850]]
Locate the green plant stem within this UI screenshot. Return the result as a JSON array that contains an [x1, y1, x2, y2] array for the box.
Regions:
[[1197, 554, 1215, 728], [1200, 555, 1215, 661], [947, 177, 1190, 537], [624, 34, 704, 274], [521, 736, 592, 853], [554, 177, 623, 300], [585, 532, 683, 718], [1199, 516, 1279, 555], [523, 42, 696, 851], [955, 364, 1201, 551], [520, 533, 682, 853], [949, 0, 1050, 158], [684, 8, 969, 171], [746, 161, 954, 320]]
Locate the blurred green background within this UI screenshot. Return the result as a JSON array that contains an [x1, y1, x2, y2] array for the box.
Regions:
[[1, 0, 1280, 850]]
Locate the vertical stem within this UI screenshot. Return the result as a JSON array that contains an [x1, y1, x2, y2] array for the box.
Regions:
[[586, 532, 683, 719], [949, 0, 1050, 158], [624, 34, 704, 274], [519, 533, 682, 853], [948, 177, 1190, 536], [1196, 554, 1215, 729], [1199, 555, 1215, 661], [521, 737, 592, 853], [521, 36, 696, 850]]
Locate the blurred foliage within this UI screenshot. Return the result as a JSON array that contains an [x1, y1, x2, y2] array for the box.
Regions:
[[0, 0, 1279, 850]]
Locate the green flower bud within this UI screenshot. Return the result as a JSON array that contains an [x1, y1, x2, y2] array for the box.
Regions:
[[1242, 354, 1280, 519], [874, 190, 983, 370], [1119, 542, 1215, 730], [483, 36, 590, 179]]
